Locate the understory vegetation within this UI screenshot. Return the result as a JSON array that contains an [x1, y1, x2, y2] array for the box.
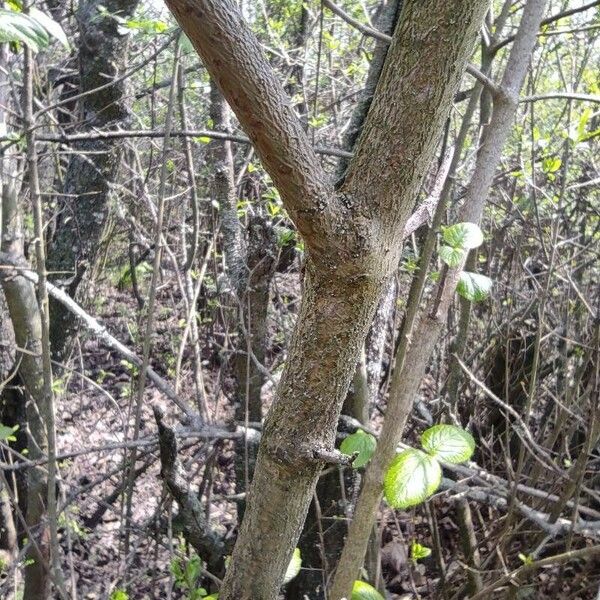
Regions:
[[0, 0, 599, 598]]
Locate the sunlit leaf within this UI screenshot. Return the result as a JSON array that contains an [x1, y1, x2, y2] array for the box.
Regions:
[[421, 424, 475, 464], [0, 8, 48, 51], [456, 272, 493, 302], [384, 449, 441, 509], [441, 222, 484, 250], [542, 156, 561, 174], [283, 548, 301, 584], [30, 7, 69, 49], [351, 579, 385, 600], [0, 6, 68, 51], [439, 245, 465, 268], [410, 541, 432, 562]]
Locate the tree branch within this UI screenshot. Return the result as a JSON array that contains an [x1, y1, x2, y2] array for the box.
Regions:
[[153, 406, 228, 577], [340, 1, 487, 229], [0, 129, 353, 159], [402, 148, 454, 238], [164, 0, 335, 249], [492, 0, 600, 53], [0, 253, 198, 423], [520, 92, 600, 104], [323, 0, 392, 43]]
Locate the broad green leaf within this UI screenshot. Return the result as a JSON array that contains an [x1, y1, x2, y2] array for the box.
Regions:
[[439, 245, 465, 268], [442, 222, 483, 250], [410, 541, 432, 562], [384, 449, 441, 509], [542, 156, 561, 174], [340, 430, 377, 469], [283, 548, 301, 584], [109, 591, 129, 600], [0, 9, 49, 51], [29, 7, 69, 49], [456, 272, 493, 302], [351, 579, 385, 600], [421, 424, 475, 464]]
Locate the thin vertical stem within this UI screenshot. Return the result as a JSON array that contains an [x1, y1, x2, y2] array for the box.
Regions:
[[122, 35, 181, 557], [23, 36, 66, 598]]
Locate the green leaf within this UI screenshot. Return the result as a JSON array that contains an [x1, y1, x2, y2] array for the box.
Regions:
[[0, 423, 18, 442], [421, 424, 475, 464], [439, 245, 465, 268], [0, 8, 49, 52], [542, 156, 561, 174], [184, 556, 201, 587], [0, 7, 68, 52], [170, 557, 184, 581], [569, 107, 593, 143], [125, 18, 168, 34], [109, 591, 129, 600], [456, 272, 493, 302], [351, 580, 385, 600], [195, 136, 211, 144], [29, 7, 69, 49], [442, 222, 484, 250], [518, 552, 534, 565], [384, 449, 442, 509], [410, 541, 432, 562], [283, 548, 301, 584], [340, 430, 377, 469]]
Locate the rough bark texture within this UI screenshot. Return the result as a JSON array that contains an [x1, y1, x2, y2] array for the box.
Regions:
[[165, 0, 490, 597], [233, 215, 278, 517], [0, 42, 51, 600], [294, 0, 402, 585], [47, 0, 139, 360], [210, 81, 245, 292], [1, 155, 51, 600], [335, 0, 402, 182], [330, 1, 549, 596]]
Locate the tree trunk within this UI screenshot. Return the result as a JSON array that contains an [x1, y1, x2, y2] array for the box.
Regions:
[[47, 0, 140, 360], [0, 42, 51, 600], [330, 1, 549, 596], [165, 0, 490, 597]]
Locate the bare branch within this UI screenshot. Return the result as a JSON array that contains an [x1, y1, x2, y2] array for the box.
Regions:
[[492, 0, 600, 53], [0, 254, 198, 423], [520, 92, 600, 104], [154, 406, 227, 576], [0, 129, 353, 159], [164, 0, 334, 247], [323, 0, 392, 43], [465, 64, 503, 98], [403, 148, 454, 238]]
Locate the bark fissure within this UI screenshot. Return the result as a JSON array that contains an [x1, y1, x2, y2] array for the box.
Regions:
[[164, 0, 490, 597]]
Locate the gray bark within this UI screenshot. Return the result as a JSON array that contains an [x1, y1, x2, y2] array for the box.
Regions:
[[165, 0, 490, 598], [330, 1, 549, 596], [47, 0, 140, 360], [0, 42, 50, 600]]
